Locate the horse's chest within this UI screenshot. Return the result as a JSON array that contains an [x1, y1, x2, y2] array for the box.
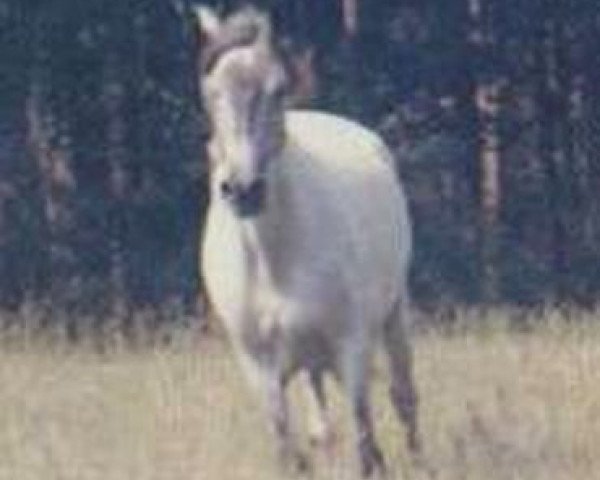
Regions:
[[202, 206, 250, 324]]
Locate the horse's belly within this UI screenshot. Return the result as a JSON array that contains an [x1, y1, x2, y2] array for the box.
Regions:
[[283, 170, 404, 324], [284, 110, 411, 316]]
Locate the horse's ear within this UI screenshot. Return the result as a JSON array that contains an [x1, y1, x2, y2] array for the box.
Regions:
[[253, 9, 274, 47], [193, 5, 222, 45], [280, 41, 317, 107]]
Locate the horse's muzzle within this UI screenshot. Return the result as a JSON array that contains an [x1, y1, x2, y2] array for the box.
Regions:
[[221, 178, 267, 218]]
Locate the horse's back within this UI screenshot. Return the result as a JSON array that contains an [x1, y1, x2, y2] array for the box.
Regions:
[[286, 110, 395, 168]]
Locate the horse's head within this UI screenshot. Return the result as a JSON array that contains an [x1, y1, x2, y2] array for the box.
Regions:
[[195, 6, 289, 218]]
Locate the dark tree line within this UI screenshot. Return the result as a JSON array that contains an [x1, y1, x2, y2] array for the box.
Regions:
[[0, 0, 599, 321]]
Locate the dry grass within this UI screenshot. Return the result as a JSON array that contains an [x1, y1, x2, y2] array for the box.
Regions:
[[1, 310, 600, 480]]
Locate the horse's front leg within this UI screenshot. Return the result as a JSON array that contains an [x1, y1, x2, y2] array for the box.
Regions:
[[239, 350, 310, 474], [264, 370, 311, 473], [306, 369, 337, 456]]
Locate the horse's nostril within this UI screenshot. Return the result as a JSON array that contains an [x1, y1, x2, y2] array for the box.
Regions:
[[220, 180, 234, 197], [247, 178, 266, 196], [222, 178, 266, 217]]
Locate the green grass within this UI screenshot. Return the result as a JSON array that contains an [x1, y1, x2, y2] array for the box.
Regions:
[[1, 310, 600, 479]]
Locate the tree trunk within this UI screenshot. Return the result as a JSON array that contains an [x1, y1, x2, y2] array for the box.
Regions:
[[468, 0, 503, 302], [339, 0, 361, 117], [534, 11, 573, 302], [476, 82, 502, 303], [104, 52, 129, 319], [571, 76, 593, 252], [26, 80, 75, 303], [341, 0, 358, 38]]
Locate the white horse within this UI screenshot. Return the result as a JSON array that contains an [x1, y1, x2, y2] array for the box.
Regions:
[[196, 6, 420, 477]]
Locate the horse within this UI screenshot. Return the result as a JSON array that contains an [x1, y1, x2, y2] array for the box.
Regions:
[[196, 6, 420, 477]]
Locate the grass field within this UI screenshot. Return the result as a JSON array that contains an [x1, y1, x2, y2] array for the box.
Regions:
[[1, 310, 600, 480]]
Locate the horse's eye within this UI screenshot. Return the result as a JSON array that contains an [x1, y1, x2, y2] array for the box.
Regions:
[[271, 84, 286, 101], [249, 91, 262, 111]]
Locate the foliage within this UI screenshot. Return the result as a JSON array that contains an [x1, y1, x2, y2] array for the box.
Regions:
[[0, 0, 599, 317]]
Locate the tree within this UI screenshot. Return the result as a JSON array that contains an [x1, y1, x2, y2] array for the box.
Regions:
[[465, 0, 504, 302]]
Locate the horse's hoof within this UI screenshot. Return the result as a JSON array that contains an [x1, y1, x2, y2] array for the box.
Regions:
[[360, 445, 387, 478], [410, 452, 438, 479], [279, 450, 312, 477], [295, 452, 312, 474], [309, 428, 338, 458]]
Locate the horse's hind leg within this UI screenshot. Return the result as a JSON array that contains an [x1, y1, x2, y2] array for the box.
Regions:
[[383, 294, 421, 455], [338, 342, 386, 477]]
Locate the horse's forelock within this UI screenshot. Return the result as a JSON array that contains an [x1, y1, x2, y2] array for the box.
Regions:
[[201, 8, 272, 75]]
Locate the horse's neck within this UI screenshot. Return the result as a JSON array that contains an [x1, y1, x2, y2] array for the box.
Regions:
[[241, 219, 276, 292]]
